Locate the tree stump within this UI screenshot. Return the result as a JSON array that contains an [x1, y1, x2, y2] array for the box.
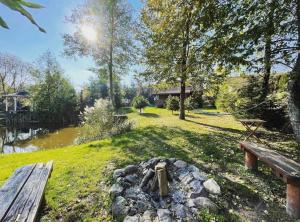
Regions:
[[155, 162, 168, 196]]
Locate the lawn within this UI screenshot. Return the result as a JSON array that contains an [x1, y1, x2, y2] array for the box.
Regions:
[[0, 107, 298, 221]]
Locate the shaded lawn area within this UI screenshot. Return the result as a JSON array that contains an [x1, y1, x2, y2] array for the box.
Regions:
[[0, 107, 299, 221]]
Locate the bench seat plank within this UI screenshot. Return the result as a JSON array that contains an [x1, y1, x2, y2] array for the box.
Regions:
[[0, 164, 36, 221], [0, 161, 53, 222], [240, 142, 300, 181]]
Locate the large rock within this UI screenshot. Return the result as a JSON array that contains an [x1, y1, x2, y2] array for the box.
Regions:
[[125, 174, 138, 184], [142, 210, 156, 221], [157, 209, 172, 222], [124, 215, 141, 222], [112, 196, 128, 217], [192, 171, 208, 181], [203, 179, 221, 195], [109, 183, 124, 199], [125, 165, 139, 174], [113, 168, 125, 179], [192, 197, 218, 211], [174, 160, 187, 169]]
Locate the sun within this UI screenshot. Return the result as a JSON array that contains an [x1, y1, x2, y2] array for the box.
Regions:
[[80, 25, 97, 42]]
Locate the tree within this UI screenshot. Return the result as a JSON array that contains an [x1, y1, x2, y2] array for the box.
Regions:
[[141, 0, 222, 120], [197, 0, 300, 142], [132, 96, 148, 114], [184, 97, 195, 113], [166, 95, 179, 115], [0, 0, 45, 32], [63, 0, 136, 109], [0, 52, 32, 94], [30, 52, 77, 123]]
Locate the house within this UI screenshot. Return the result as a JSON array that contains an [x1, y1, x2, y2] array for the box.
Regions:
[[152, 86, 193, 107]]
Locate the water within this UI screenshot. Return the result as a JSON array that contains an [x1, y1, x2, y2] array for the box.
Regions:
[[0, 126, 80, 154]]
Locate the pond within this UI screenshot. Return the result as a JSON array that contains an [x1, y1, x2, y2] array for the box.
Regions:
[[0, 126, 80, 154]]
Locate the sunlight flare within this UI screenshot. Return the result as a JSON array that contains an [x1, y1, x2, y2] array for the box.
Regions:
[[80, 24, 97, 42]]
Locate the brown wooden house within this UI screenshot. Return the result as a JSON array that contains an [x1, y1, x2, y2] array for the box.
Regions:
[[152, 86, 193, 107]]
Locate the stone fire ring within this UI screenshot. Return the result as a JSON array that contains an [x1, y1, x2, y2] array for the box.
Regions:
[[110, 158, 221, 222]]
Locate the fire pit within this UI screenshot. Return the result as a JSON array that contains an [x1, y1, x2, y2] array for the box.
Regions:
[[110, 158, 221, 221]]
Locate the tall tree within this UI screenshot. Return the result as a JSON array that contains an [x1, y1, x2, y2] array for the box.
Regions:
[[141, 0, 224, 119], [200, 0, 300, 141], [63, 0, 136, 109], [30, 52, 77, 123], [0, 53, 32, 94]]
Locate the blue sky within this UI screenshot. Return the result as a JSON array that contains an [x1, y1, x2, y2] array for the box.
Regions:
[[0, 0, 142, 90]]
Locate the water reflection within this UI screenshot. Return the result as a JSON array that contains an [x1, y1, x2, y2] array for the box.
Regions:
[[0, 126, 79, 154]]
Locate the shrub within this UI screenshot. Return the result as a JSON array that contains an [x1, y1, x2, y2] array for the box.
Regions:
[[185, 97, 196, 112], [76, 99, 132, 144], [166, 95, 179, 114], [132, 96, 149, 113]]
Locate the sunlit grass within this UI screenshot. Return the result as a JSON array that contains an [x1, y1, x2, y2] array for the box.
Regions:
[[0, 107, 298, 221]]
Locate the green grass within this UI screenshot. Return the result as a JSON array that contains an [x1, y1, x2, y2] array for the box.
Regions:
[[0, 107, 299, 221]]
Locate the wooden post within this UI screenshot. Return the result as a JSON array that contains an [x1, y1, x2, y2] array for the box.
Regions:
[[155, 162, 168, 196], [13, 97, 17, 112], [245, 151, 258, 171], [5, 97, 8, 112], [287, 181, 300, 218]]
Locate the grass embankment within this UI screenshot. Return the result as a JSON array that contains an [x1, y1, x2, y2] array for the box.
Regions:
[[0, 107, 299, 221]]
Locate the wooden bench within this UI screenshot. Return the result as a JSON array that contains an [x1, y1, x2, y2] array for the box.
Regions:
[[240, 142, 300, 218], [0, 161, 53, 222]]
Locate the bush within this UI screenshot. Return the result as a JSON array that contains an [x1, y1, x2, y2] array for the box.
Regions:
[[76, 99, 132, 144], [185, 97, 196, 112], [166, 95, 179, 114], [132, 96, 149, 113], [216, 75, 291, 131]]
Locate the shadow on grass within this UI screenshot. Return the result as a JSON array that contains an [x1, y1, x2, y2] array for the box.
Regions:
[[184, 119, 244, 135], [87, 124, 292, 221], [140, 113, 160, 118]]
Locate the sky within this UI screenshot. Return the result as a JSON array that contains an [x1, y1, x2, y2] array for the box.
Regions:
[[0, 0, 143, 90]]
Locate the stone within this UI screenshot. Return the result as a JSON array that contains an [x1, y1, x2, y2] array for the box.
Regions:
[[125, 174, 138, 184], [109, 183, 123, 199], [157, 209, 172, 222], [124, 215, 141, 222], [125, 165, 139, 174], [189, 180, 202, 192], [142, 210, 156, 221], [174, 160, 187, 169], [181, 173, 194, 185], [169, 158, 177, 163], [112, 196, 128, 217], [172, 190, 186, 204], [136, 200, 151, 213], [116, 177, 131, 188], [173, 204, 187, 219], [192, 197, 218, 211], [113, 168, 125, 179], [192, 171, 207, 181], [178, 171, 189, 181], [203, 179, 221, 195], [187, 187, 206, 199]]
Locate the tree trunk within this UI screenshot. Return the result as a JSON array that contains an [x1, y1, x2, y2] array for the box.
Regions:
[[109, 1, 115, 108], [179, 80, 185, 120], [288, 0, 300, 143], [262, 2, 274, 99], [262, 34, 272, 99]]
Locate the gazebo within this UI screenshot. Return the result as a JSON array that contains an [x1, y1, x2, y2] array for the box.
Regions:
[[3, 91, 29, 112]]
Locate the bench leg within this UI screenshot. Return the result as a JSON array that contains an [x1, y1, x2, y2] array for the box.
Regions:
[[287, 181, 300, 218], [244, 151, 257, 171]]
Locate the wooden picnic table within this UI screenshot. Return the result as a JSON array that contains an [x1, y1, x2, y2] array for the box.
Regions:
[[238, 119, 266, 144]]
